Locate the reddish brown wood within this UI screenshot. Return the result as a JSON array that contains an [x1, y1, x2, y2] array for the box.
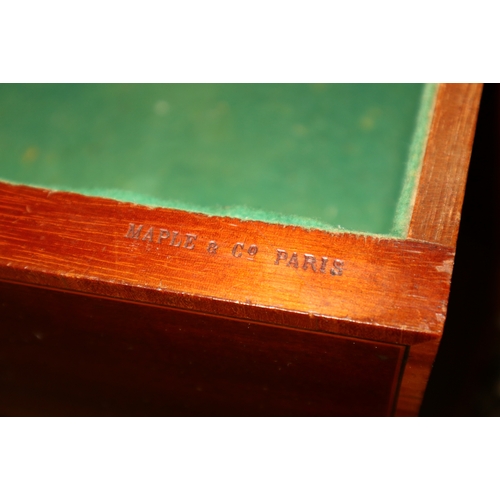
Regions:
[[0, 84, 483, 415], [0, 281, 406, 416], [0, 183, 453, 344], [408, 83, 483, 246], [395, 338, 441, 416], [0, 181, 450, 416]]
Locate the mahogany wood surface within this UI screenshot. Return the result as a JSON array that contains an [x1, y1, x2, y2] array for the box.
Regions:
[[0, 182, 453, 344], [395, 338, 441, 416], [0, 181, 450, 416], [0, 281, 406, 416], [408, 83, 483, 246], [0, 84, 483, 415]]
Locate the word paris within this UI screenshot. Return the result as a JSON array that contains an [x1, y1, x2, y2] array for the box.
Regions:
[[125, 223, 344, 277]]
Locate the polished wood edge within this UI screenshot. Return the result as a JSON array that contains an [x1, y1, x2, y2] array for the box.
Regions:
[[408, 83, 483, 246], [0, 182, 453, 344], [0, 277, 410, 416], [0, 274, 437, 352], [395, 337, 441, 416]]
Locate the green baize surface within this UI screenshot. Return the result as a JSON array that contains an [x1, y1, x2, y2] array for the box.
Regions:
[[0, 84, 429, 235]]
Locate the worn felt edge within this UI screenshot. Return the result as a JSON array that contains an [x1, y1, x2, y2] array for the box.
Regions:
[[0, 179, 402, 241], [0, 177, 350, 233], [391, 83, 438, 237]]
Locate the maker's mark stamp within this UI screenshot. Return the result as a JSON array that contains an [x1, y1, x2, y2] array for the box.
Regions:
[[125, 222, 345, 277]]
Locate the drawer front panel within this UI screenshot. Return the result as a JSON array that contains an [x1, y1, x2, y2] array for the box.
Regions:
[[0, 280, 406, 416]]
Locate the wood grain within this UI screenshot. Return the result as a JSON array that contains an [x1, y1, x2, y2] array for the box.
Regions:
[[0, 182, 452, 345], [408, 83, 483, 246], [0, 280, 406, 416], [395, 338, 441, 416], [0, 84, 483, 415]]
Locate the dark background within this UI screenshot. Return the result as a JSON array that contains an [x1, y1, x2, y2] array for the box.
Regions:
[[420, 83, 500, 416]]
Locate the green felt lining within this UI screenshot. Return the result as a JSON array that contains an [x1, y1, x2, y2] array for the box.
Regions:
[[391, 83, 437, 237], [0, 84, 436, 236]]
